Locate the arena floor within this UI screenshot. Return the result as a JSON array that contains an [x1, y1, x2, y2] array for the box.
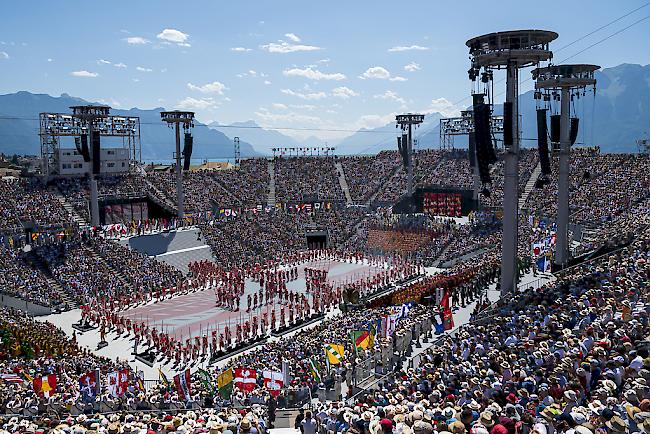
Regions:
[[118, 259, 386, 341]]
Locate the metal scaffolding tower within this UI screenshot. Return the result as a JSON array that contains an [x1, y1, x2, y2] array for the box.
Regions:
[[161, 111, 195, 218], [533, 63, 599, 268], [466, 30, 557, 294]]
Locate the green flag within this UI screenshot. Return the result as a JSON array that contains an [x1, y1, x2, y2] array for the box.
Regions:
[[197, 368, 214, 392], [309, 357, 322, 383], [216, 368, 234, 399]]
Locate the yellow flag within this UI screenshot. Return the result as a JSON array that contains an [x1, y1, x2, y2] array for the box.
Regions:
[[324, 344, 345, 365]]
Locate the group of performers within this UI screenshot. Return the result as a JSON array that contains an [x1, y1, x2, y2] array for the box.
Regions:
[[80, 249, 424, 364]]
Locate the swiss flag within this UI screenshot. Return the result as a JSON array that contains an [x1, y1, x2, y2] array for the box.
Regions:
[[234, 367, 257, 392], [262, 370, 283, 397], [108, 369, 129, 397]]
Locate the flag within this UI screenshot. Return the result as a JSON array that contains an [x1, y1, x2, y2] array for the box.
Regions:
[[440, 290, 450, 310], [136, 371, 145, 392], [234, 367, 257, 393], [350, 330, 371, 352], [387, 314, 399, 337], [79, 369, 100, 402], [309, 358, 322, 383], [33, 374, 57, 398], [158, 368, 170, 388], [197, 368, 214, 392], [20, 371, 33, 384], [217, 368, 234, 399], [173, 369, 192, 401], [107, 369, 129, 397], [0, 373, 23, 384], [400, 302, 413, 318], [324, 343, 345, 365], [262, 370, 283, 397], [443, 308, 454, 331], [367, 322, 377, 349]]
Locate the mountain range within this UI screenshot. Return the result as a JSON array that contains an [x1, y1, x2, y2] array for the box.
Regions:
[[0, 63, 647, 158], [0, 91, 259, 160]]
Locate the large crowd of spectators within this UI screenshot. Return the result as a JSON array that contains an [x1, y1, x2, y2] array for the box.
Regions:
[[149, 159, 269, 212], [274, 156, 344, 203], [1, 147, 650, 434], [0, 178, 72, 231], [340, 152, 402, 203], [0, 245, 62, 308]]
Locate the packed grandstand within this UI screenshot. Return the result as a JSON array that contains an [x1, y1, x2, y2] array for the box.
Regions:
[[0, 144, 649, 434]]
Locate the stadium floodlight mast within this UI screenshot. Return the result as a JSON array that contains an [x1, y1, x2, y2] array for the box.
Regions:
[[70, 105, 111, 227], [161, 111, 195, 218], [533, 64, 599, 268], [395, 113, 425, 196], [466, 30, 558, 294]]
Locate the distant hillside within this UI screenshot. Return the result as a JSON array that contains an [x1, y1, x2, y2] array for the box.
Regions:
[[419, 63, 650, 152], [208, 120, 300, 155], [0, 91, 260, 159]]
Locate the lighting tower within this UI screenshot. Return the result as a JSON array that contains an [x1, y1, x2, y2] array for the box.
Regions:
[[161, 111, 195, 218], [395, 113, 425, 196], [71, 105, 111, 227], [466, 30, 557, 294], [533, 64, 598, 268]]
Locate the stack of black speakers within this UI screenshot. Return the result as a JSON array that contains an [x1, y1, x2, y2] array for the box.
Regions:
[[472, 93, 497, 184]]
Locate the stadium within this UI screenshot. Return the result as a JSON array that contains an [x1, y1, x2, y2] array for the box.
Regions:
[[1, 3, 650, 434]]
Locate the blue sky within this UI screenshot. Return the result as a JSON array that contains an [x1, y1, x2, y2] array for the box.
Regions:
[[1, 0, 649, 140]]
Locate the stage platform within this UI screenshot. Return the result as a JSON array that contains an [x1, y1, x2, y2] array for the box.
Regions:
[[118, 228, 214, 274]]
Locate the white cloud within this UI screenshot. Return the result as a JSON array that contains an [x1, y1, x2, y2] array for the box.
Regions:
[[0, 51, 8, 59], [404, 62, 421, 72], [374, 90, 406, 104], [388, 45, 429, 52], [261, 40, 321, 53], [248, 70, 257, 76], [424, 97, 460, 117], [332, 86, 359, 99], [47, 58, 53, 62], [273, 103, 288, 110], [281, 89, 327, 100], [354, 113, 398, 130], [283, 67, 345, 81], [125, 36, 150, 45], [360, 66, 408, 82], [264, 80, 272, 85], [70, 70, 98, 78], [176, 97, 215, 110], [255, 107, 322, 126], [231, 47, 252, 52], [157, 28, 189, 44], [187, 81, 227, 94], [114, 62, 127, 68], [135, 66, 153, 72], [285, 33, 301, 42], [360, 66, 391, 80], [132, 78, 140, 82], [97, 59, 111, 65]]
